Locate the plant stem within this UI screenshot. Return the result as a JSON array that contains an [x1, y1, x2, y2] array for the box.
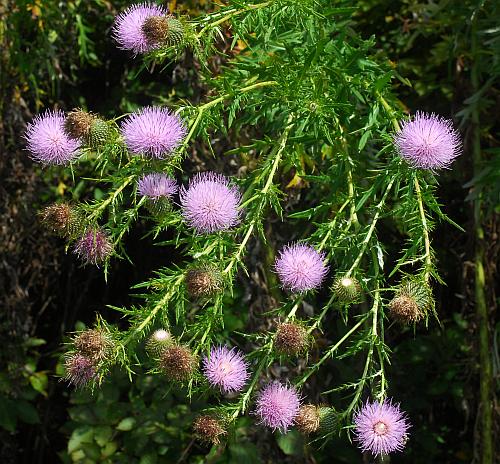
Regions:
[[413, 175, 432, 281], [471, 7, 493, 463], [89, 175, 135, 221]]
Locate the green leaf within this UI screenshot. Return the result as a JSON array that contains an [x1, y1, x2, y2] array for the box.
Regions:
[[276, 430, 304, 456], [0, 397, 17, 432], [29, 372, 48, 396], [68, 426, 94, 454], [116, 417, 136, 431], [15, 400, 40, 425]]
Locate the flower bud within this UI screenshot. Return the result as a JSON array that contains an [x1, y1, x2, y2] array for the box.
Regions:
[[192, 415, 226, 445], [185, 265, 223, 298], [274, 322, 309, 355], [159, 345, 197, 382], [389, 278, 433, 324], [142, 16, 184, 46], [88, 118, 111, 148], [73, 228, 113, 266], [64, 109, 94, 140], [64, 353, 96, 388], [74, 329, 112, 362], [332, 276, 362, 303], [146, 329, 173, 357], [39, 202, 84, 239]]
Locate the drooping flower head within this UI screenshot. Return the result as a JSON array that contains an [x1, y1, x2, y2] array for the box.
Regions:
[[395, 111, 461, 170], [25, 110, 80, 165], [121, 106, 186, 158], [353, 399, 410, 456], [73, 228, 113, 266], [275, 243, 329, 293], [180, 172, 242, 233], [39, 202, 84, 239], [203, 345, 249, 394], [73, 329, 113, 362], [137, 173, 178, 199], [112, 2, 168, 55], [255, 381, 301, 433], [64, 354, 96, 388]]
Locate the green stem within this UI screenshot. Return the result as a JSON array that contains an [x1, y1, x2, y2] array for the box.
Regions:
[[414, 175, 432, 281], [89, 175, 134, 221], [471, 8, 493, 464]]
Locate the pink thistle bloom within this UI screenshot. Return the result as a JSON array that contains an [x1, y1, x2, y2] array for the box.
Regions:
[[112, 2, 168, 55], [395, 111, 462, 169], [64, 354, 96, 388], [275, 243, 329, 293], [74, 229, 113, 266], [354, 399, 410, 456], [203, 345, 249, 394], [180, 172, 242, 234], [137, 173, 178, 199], [121, 106, 186, 158], [25, 110, 80, 165], [255, 381, 301, 433]]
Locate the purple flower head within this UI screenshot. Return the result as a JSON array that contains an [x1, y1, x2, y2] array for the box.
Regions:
[[137, 173, 178, 199], [203, 345, 249, 394], [275, 243, 329, 293], [354, 399, 410, 456], [112, 2, 168, 55], [121, 106, 186, 158], [180, 172, 242, 234], [25, 110, 80, 165], [74, 229, 113, 266], [255, 381, 301, 433], [64, 354, 96, 388], [395, 111, 462, 170]]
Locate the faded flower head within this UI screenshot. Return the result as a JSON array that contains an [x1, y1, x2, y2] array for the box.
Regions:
[[121, 106, 186, 158], [160, 345, 197, 382], [137, 173, 178, 199], [39, 202, 83, 239], [146, 328, 173, 357], [74, 329, 112, 362], [274, 322, 309, 355], [180, 172, 242, 234], [193, 415, 226, 445], [275, 243, 329, 293], [395, 111, 461, 170], [203, 345, 249, 394], [354, 399, 410, 456], [255, 381, 301, 433], [64, 354, 96, 388], [185, 265, 223, 298], [73, 229, 113, 266], [25, 110, 80, 165], [141, 15, 184, 46], [389, 278, 433, 324], [295, 404, 321, 434], [112, 2, 168, 55], [64, 109, 94, 140]]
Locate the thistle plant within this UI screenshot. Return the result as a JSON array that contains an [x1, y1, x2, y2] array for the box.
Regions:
[[25, 0, 465, 459]]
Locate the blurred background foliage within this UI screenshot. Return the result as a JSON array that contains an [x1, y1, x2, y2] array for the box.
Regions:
[[0, 0, 498, 463]]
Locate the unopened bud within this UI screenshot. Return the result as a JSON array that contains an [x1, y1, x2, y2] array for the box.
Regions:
[[88, 119, 111, 148], [332, 276, 362, 303], [146, 329, 173, 357]]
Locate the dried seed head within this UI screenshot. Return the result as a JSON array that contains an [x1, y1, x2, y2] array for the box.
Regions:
[[389, 278, 433, 324], [274, 322, 309, 355], [39, 202, 83, 239], [332, 276, 362, 303], [295, 404, 321, 434], [193, 415, 226, 445], [160, 345, 197, 382], [142, 16, 184, 46], [185, 266, 223, 298], [146, 329, 173, 357], [64, 353, 96, 388], [89, 119, 111, 148], [64, 109, 94, 140], [74, 329, 112, 362]]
